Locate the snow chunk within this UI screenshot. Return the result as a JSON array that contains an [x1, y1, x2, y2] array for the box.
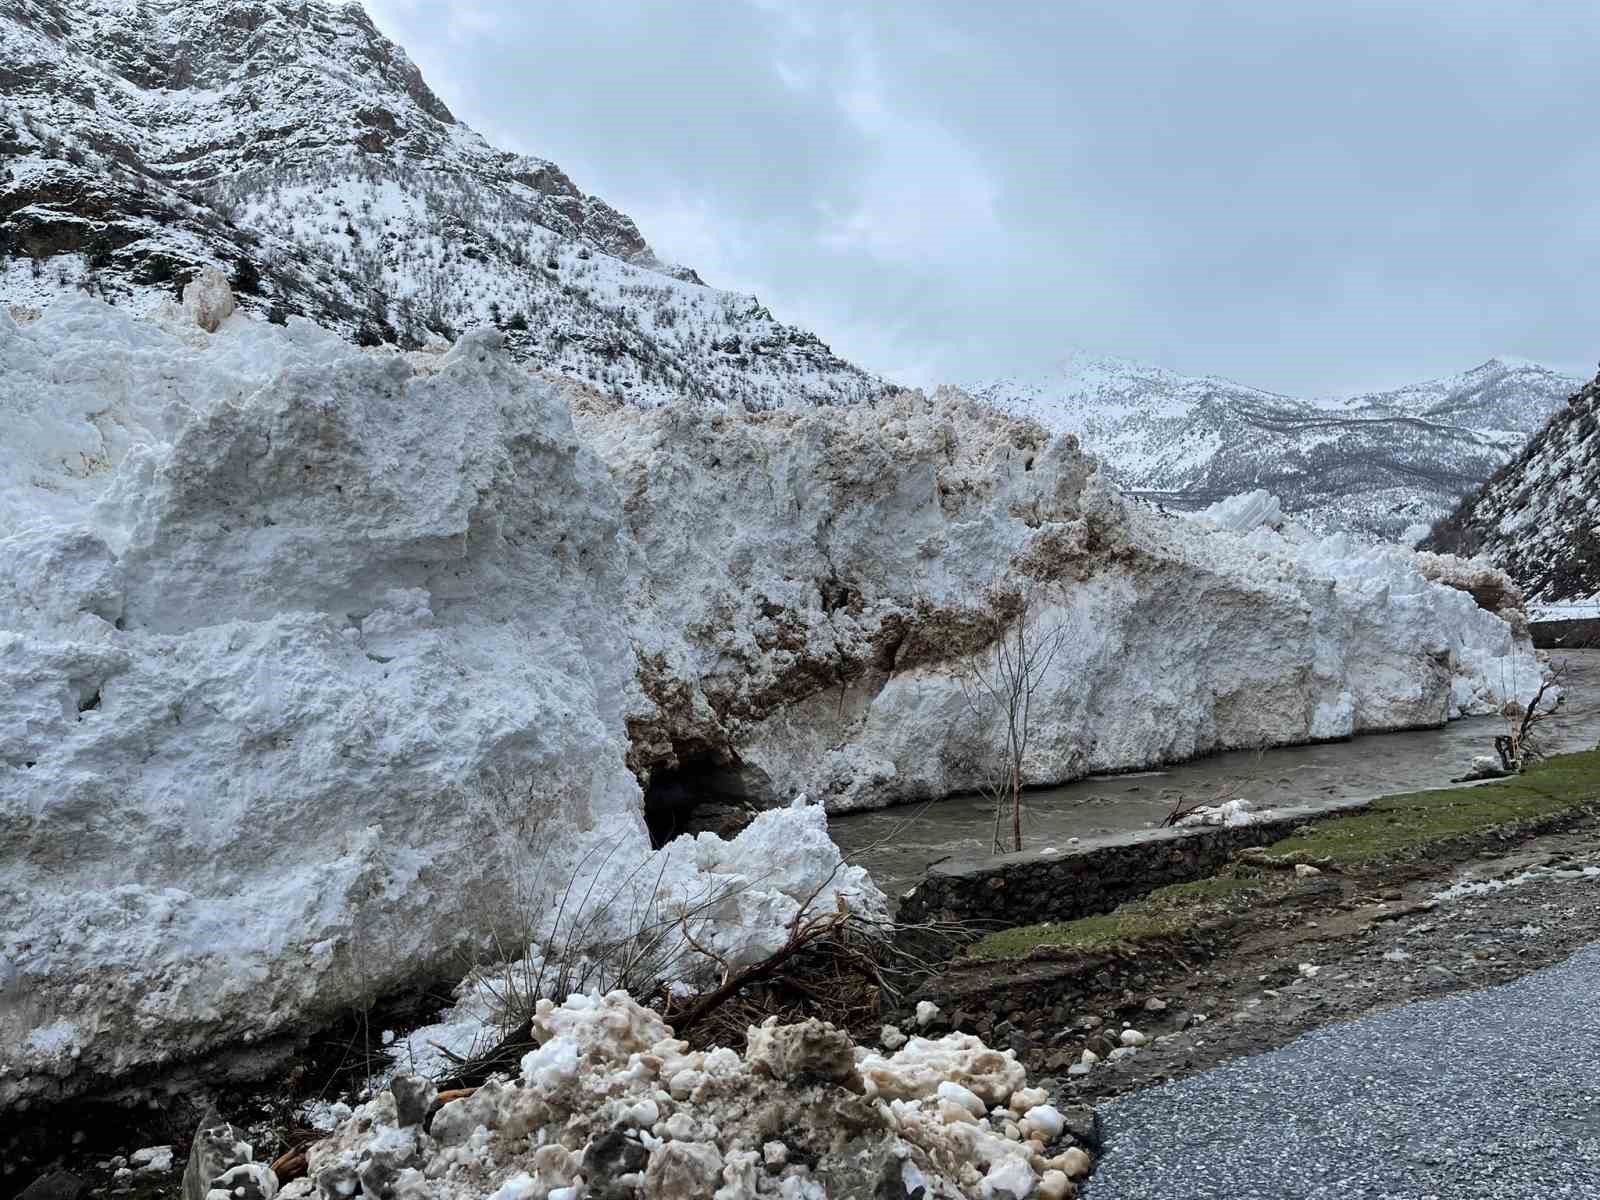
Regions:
[[180, 266, 236, 332], [1193, 489, 1283, 533], [859, 1032, 1027, 1106]]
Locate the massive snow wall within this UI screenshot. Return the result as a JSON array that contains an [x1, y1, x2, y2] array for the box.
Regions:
[[0, 297, 1543, 1104], [584, 395, 1546, 813], [0, 299, 655, 1106]]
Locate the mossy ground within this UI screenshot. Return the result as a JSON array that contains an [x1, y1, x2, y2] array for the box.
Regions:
[[968, 875, 1266, 960], [967, 911, 1184, 960], [1263, 748, 1600, 865], [968, 750, 1600, 962]]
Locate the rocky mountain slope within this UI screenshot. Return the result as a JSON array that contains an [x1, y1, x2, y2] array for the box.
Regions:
[[0, 0, 880, 409], [0, 291, 1547, 1103], [972, 354, 1581, 539], [1423, 370, 1600, 607]]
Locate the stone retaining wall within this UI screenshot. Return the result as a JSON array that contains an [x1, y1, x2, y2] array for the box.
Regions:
[[897, 798, 1367, 928]]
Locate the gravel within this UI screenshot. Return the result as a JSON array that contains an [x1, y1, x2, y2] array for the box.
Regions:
[[1086, 941, 1600, 1199]]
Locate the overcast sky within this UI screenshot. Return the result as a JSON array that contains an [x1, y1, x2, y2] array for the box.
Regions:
[[365, 1, 1598, 396]]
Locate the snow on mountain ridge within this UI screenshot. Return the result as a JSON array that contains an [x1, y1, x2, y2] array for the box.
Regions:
[[1423, 370, 1600, 605], [971, 354, 1582, 538], [0, 0, 882, 409]]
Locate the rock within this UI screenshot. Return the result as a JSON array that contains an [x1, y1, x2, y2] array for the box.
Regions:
[[1080, 1048, 1100, 1064], [1295, 863, 1323, 878], [582, 1130, 650, 1200], [180, 266, 236, 332], [389, 1074, 436, 1128], [1067, 1063, 1092, 1077], [132, 1145, 174, 1174], [915, 1001, 943, 1028], [1299, 963, 1322, 978], [176, 1132, 281, 1199], [1144, 996, 1168, 1011], [880, 1023, 908, 1050], [1119, 1029, 1148, 1047], [17, 1170, 85, 1200], [1109, 1046, 1138, 1061], [1055, 1103, 1101, 1149]]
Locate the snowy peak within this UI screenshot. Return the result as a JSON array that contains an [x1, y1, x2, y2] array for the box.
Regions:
[[971, 355, 1583, 538], [1339, 358, 1583, 433], [0, 0, 881, 409]]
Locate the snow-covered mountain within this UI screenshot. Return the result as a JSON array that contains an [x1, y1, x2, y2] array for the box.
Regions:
[[972, 353, 1582, 538], [0, 0, 881, 409], [1422, 370, 1600, 607]]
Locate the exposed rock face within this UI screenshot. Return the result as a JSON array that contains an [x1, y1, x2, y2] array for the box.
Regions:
[[1423, 371, 1600, 608], [0, 0, 880, 407], [0, 297, 1546, 1104]]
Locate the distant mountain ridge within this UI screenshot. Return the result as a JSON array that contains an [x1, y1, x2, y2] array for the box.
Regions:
[[0, 0, 882, 409], [971, 353, 1583, 538], [1422, 370, 1600, 606]]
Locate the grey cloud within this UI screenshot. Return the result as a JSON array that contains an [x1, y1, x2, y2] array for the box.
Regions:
[[366, 0, 1600, 394]]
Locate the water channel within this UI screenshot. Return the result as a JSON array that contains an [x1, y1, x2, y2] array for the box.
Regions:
[[830, 649, 1600, 899]]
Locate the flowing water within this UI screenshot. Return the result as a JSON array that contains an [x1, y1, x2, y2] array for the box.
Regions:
[[831, 649, 1600, 899]]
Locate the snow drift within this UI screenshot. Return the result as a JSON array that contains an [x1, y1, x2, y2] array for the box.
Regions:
[[0, 296, 1546, 1103]]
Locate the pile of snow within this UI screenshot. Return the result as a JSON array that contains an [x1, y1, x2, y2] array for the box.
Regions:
[[0, 292, 1551, 1102], [382, 803, 886, 1083], [280, 991, 1094, 1200], [0, 295, 879, 1106], [1174, 798, 1256, 828], [1191, 489, 1284, 534]]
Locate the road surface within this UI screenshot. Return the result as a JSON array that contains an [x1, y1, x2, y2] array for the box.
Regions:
[[1085, 941, 1600, 1199]]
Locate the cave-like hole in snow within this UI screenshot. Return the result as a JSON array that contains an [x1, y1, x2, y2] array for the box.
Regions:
[[643, 757, 762, 849]]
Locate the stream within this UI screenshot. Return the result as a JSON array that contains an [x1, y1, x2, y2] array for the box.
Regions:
[[830, 649, 1600, 899]]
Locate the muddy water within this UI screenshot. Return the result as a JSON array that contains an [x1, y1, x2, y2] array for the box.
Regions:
[[831, 649, 1600, 899]]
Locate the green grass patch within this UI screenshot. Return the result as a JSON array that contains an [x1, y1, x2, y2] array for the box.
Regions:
[[1264, 748, 1600, 866], [968, 874, 1265, 960], [1142, 876, 1265, 907], [966, 751, 1600, 962], [967, 911, 1182, 960]]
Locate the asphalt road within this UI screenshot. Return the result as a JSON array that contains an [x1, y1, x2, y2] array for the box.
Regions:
[[1085, 941, 1600, 1199]]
